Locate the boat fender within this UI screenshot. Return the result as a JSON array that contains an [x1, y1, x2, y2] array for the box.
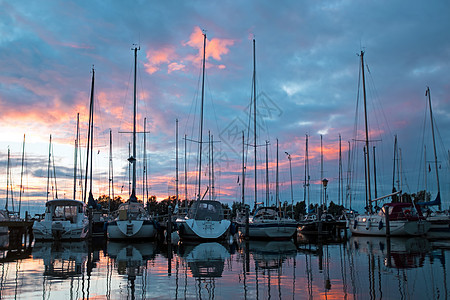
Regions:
[[365, 219, 371, 230], [378, 220, 383, 230], [353, 219, 358, 229]]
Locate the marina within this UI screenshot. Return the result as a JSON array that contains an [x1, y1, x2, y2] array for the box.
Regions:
[[1, 1, 450, 299]]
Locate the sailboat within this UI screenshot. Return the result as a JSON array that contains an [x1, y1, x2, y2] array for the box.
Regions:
[[107, 46, 157, 240], [417, 87, 450, 239], [237, 39, 297, 240], [349, 51, 430, 236], [33, 135, 89, 240], [176, 33, 231, 240]]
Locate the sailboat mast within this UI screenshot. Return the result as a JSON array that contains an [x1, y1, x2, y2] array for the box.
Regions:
[[47, 135, 51, 202], [276, 139, 280, 213], [265, 140, 269, 206], [392, 135, 397, 193], [143, 117, 147, 202], [184, 134, 188, 204], [130, 46, 139, 201], [360, 51, 372, 213], [84, 67, 95, 204], [19, 134, 25, 216], [346, 141, 351, 208], [212, 134, 215, 200], [242, 131, 245, 205], [306, 134, 310, 208], [338, 134, 342, 206], [6, 147, 10, 211], [373, 146, 378, 200], [426, 87, 441, 210], [176, 119, 179, 205], [109, 129, 114, 210], [197, 33, 206, 200], [73, 113, 79, 200], [320, 135, 323, 207], [253, 38, 257, 210], [424, 145, 427, 197], [208, 131, 211, 200]]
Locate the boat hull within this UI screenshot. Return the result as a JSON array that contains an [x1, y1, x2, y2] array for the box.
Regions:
[[178, 219, 231, 240], [107, 220, 156, 240], [349, 215, 430, 236], [238, 221, 297, 240], [33, 220, 89, 241]]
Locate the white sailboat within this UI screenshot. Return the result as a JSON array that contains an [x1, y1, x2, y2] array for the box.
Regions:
[[107, 46, 157, 240], [349, 51, 430, 237], [418, 87, 450, 239], [237, 39, 297, 240], [33, 128, 89, 240], [176, 33, 231, 240]]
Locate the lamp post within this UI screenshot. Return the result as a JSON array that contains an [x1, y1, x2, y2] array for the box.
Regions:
[[322, 178, 328, 211], [285, 152, 293, 218]]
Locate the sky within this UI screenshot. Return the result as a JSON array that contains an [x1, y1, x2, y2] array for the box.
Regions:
[[1, 0, 449, 216]]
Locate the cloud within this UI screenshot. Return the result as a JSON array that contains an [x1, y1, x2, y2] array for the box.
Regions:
[[144, 46, 178, 74]]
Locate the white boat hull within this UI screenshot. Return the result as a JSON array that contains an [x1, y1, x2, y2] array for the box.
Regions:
[[178, 219, 231, 240], [238, 221, 298, 239], [107, 220, 156, 239], [349, 215, 430, 236], [33, 220, 89, 240]]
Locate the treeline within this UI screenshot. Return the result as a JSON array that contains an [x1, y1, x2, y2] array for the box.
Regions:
[[94, 189, 432, 220]]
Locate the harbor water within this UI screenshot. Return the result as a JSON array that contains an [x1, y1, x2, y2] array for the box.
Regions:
[[0, 234, 448, 299]]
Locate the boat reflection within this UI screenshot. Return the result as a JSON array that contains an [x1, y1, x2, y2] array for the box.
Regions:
[[245, 240, 297, 269], [349, 236, 431, 269], [32, 241, 88, 278], [240, 240, 298, 299], [106, 241, 157, 298], [178, 241, 231, 278]]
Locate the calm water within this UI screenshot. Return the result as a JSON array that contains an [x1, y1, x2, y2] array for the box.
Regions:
[[0, 234, 449, 299]]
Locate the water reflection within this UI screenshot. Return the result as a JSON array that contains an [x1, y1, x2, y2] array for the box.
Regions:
[[106, 241, 156, 299], [350, 236, 430, 269], [33, 241, 88, 278], [240, 240, 297, 299], [179, 242, 230, 278], [0, 233, 449, 299]]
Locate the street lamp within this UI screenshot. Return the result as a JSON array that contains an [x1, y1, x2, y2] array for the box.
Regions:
[[285, 152, 293, 218], [322, 178, 328, 210]]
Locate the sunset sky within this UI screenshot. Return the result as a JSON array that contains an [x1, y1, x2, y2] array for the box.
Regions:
[[1, 0, 449, 216]]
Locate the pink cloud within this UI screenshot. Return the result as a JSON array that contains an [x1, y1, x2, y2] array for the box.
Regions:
[[184, 26, 235, 67], [144, 46, 177, 74]]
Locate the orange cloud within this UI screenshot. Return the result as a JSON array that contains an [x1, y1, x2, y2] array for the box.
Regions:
[[144, 46, 178, 74], [184, 26, 235, 67]]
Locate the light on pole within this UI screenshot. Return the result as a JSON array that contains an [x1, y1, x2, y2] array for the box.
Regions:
[[285, 152, 294, 217]]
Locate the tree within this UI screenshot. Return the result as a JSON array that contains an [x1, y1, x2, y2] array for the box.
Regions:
[[96, 195, 124, 212]]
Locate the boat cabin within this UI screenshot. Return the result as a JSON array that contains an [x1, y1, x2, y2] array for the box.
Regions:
[[188, 200, 225, 221], [45, 199, 85, 223], [380, 203, 425, 221]]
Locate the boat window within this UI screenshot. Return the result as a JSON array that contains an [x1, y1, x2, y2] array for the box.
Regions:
[[189, 201, 224, 221], [53, 205, 78, 222]]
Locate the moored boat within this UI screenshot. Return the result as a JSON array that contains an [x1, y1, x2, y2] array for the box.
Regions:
[[350, 202, 430, 236], [106, 46, 157, 240], [32, 199, 89, 240]]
